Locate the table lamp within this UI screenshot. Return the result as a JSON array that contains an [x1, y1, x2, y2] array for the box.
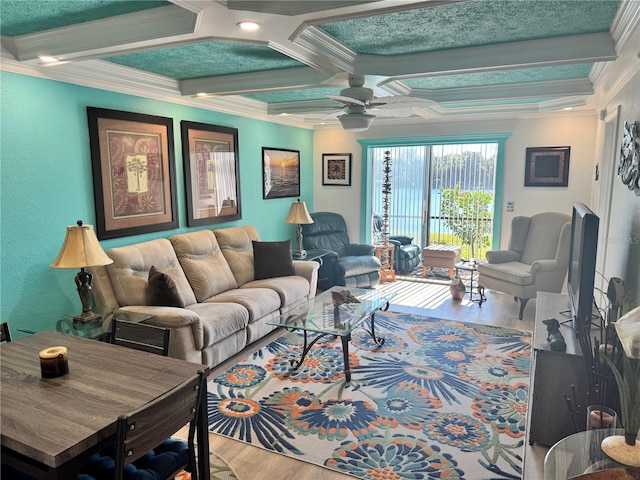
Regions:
[[51, 220, 113, 324], [285, 199, 313, 259]]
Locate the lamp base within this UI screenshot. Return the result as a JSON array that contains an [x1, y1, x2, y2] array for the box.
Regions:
[[73, 312, 102, 325], [601, 435, 640, 467], [292, 250, 307, 260]]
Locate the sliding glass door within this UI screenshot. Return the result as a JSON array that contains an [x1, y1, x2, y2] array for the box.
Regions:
[[369, 141, 500, 261]]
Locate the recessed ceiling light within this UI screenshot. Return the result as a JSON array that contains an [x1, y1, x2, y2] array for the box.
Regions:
[[237, 21, 260, 31], [39, 55, 59, 64], [563, 107, 573, 111], [196, 92, 209, 97]]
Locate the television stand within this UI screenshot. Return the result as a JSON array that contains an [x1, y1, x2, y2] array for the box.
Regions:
[[527, 292, 590, 447]]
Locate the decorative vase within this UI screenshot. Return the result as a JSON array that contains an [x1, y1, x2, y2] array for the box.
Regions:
[[449, 277, 465, 300]]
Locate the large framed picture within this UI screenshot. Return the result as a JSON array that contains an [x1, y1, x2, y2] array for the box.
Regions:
[[87, 107, 178, 240], [180, 121, 241, 227], [262, 147, 301, 199], [322, 153, 352, 186], [524, 146, 571, 187]]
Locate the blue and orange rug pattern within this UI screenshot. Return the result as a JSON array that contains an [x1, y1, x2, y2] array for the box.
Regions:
[[208, 311, 531, 479]]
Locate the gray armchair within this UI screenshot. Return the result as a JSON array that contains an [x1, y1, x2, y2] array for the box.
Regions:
[[478, 212, 572, 319]]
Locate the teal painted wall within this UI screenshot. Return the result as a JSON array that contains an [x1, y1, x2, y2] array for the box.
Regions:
[[0, 71, 313, 337]]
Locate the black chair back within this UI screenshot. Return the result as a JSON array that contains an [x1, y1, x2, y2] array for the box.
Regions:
[[113, 370, 206, 480], [0, 322, 11, 343], [111, 319, 170, 356]]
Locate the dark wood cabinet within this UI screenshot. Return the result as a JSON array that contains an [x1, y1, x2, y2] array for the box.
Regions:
[[527, 292, 590, 446]]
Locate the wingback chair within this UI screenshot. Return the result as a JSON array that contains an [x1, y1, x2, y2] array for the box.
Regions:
[[478, 212, 572, 320], [302, 212, 381, 289]]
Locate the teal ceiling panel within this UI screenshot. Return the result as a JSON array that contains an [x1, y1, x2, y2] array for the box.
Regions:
[[105, 41, 304, 80], [404, 64, 593, 90], [0, 0, 168, 37], [318, 0, 620, 56]]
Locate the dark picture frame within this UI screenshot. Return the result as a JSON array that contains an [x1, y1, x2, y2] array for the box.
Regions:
[[262, 147, 301, 199], [524, 146, 571, 187], [322, 153, 352, 186], [180, 121, 241, 227], [87, 107, 178, 240]]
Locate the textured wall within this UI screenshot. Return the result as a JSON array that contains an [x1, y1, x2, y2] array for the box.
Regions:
[[0, 72, 313, 336]]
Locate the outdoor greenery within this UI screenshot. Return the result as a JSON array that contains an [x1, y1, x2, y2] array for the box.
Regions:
[[437, 185, 494, 259]]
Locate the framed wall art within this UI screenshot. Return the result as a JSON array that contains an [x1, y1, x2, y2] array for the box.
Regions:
[[262, 147, 300, 199], [322, 153, 352, 186], [180, 121, 241, 227], [524, 146, 571, 187], [87, 107, 178, 240]]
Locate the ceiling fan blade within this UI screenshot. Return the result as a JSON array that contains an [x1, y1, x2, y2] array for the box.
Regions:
[[321, 110, 342, 121], [377, 96, 435, 108], [326, 94, 366, 106]]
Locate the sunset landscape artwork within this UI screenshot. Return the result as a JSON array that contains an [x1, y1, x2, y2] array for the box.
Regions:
[[262, 147, 300, 199]]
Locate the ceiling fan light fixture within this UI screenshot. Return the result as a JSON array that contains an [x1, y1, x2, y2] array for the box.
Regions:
[[338, 113, 375, 132]]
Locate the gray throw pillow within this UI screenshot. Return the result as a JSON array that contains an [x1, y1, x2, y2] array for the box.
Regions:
[[253, 240, 295, 280], [146, 266, 185, 307]]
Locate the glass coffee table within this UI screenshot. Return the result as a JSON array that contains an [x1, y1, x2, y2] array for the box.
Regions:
[[268, 286, 396, 382]]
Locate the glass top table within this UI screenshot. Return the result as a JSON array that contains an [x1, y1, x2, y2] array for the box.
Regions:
[[544, 428, 630, 479], [268, 286, 396, 382]]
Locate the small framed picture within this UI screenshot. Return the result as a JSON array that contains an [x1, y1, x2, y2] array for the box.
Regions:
[[322, 153, 352, 186], [262, 147, 300, 199], [524, 146, 570, 187]]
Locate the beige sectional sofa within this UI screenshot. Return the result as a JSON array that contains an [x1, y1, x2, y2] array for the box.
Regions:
[[91, 225, 319, 367]]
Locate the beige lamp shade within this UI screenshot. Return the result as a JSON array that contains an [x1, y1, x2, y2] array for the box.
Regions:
[[285, 200, 313, 225], [615, 305, 640, 359], [51, 221, 113, 269]]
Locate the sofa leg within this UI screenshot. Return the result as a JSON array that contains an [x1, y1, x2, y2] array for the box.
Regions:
[[448, 268, 454, 279], [517, 297, 530, 320]]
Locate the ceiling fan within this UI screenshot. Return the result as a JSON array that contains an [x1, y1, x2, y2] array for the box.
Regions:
[[325, 74, 434, 132]]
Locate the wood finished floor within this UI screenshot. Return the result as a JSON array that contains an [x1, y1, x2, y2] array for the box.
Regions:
[[204, 278, 547, 480]]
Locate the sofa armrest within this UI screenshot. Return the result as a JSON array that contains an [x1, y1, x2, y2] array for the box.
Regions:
[[292, 260, 320, 298], [486, 250, 521, 264], [345, 243, 376, 256], [113, 306, 204, 351]]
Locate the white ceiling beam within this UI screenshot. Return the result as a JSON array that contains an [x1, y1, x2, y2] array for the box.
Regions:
[[180, 66, 332, 96], [357, 32, 617, 77], [408, 78, 594, 103], [5, 5, 200, 62]]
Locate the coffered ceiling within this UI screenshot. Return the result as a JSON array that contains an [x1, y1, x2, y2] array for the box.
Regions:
[[1, 0, 638, 130]]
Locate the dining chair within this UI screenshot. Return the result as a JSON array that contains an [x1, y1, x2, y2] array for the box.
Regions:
[[0, 322, 12, 342], [79, 369, 206, 480], [111, 319, 170, 356]]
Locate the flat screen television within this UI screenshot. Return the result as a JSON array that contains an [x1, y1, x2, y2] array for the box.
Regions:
[[567, 202, 599, 336]]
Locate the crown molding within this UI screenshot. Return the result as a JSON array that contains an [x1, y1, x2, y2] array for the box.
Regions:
[[611, 0, 640, 51]]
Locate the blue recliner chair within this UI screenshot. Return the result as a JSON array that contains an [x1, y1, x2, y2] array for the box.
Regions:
[[372, 213, 421, 274], [302, 212, 381, 289]]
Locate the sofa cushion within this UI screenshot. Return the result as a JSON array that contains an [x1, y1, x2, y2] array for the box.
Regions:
[[106, 239, 197, 308], [205, 288, 280, 323], [253, 240, 295, 280], [187, 302, 248, 348], [244, 276, 309, 307], [170, 230, 238, 302], [146, 266, 185, 307], [214, 226, 260, 286]]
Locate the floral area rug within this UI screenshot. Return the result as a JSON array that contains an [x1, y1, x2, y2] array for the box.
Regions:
[[207, 311, 531, 479]]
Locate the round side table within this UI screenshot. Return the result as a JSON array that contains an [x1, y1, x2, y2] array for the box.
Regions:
[[544, 428, 630, 479]]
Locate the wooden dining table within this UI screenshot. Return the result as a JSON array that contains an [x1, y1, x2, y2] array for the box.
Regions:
[[1, 331, 211, 479]]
